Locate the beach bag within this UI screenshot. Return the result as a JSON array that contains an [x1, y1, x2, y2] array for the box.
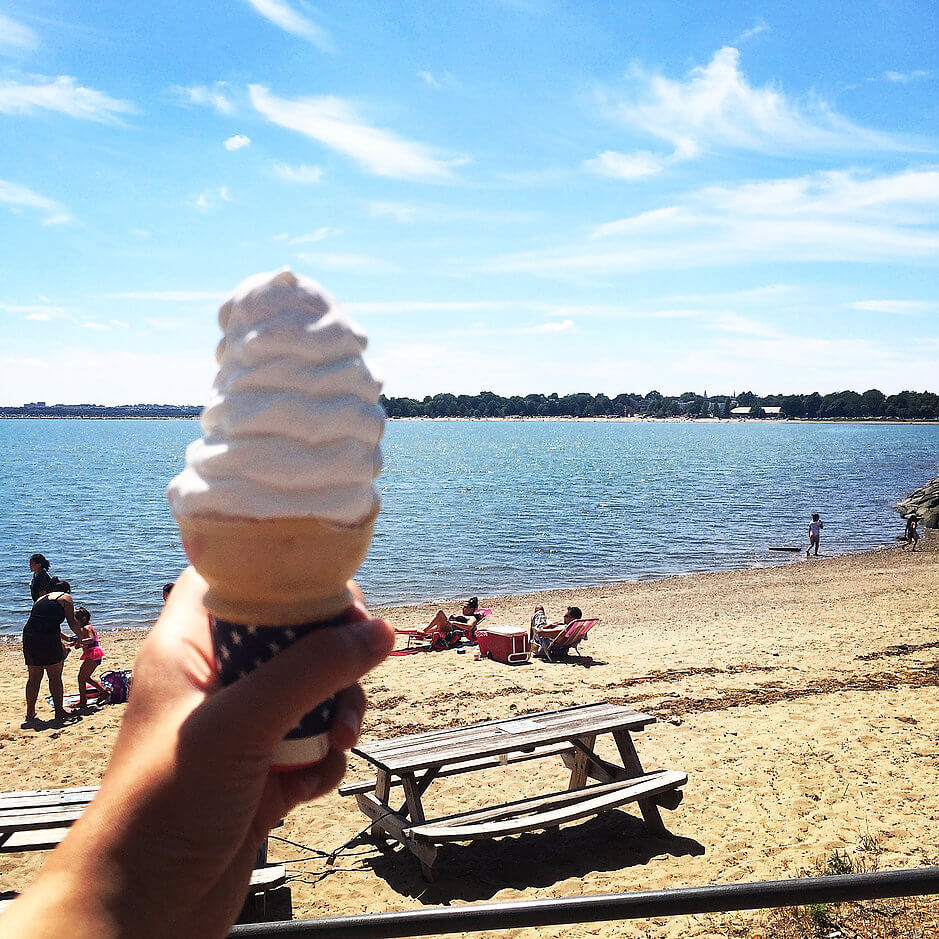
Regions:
[[100, 669, 132, 704]]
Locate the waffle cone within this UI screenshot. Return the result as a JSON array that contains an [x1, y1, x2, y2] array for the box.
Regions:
[[176, 504, 378, 625]]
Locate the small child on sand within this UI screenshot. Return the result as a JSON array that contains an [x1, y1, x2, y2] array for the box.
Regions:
[[904, 515, 919, 551], [73, 607, 109, 710]]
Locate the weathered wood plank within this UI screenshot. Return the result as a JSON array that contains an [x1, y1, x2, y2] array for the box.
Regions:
[[355, 709, 656, 774], [568, 734, 597, 790], [359, 703, 642, 759], [339, 743, 575, 797], [613, 730, 665, 833], [407, 772, 687, 843], [354, 793, 439, 871]]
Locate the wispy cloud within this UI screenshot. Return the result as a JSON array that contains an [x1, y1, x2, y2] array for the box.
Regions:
[[104, 290, 225, 302], [250, 85, 466, 182], [584, 149, 666, 180], [0, 178, 72, 225], [275, 227, 336, 244], [172, 82, 235, 114], [735, 19, 769, 43], [271, 162, 323, 183], [82, 321, 109, 330], [456, 318, 576, 337], [883, 69, 932, 84], [0, 13, 38, 50], [484, 168, 939, 277], [242, 0, 333, 51], [0, 75, 135, 123], [601, 46, 914, 162], [296, 251, 399, 274], [190, 186, 233, 210], [848, 300, 936, 315], [223, 134, 251, 150], [416, 70, 459, 90], [0, 301, 67, 319], [367, 200, 534, 224]]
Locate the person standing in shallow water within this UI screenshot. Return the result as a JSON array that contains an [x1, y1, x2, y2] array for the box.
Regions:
[[29, 553, 54, 602], [807, 513, 824, 556]]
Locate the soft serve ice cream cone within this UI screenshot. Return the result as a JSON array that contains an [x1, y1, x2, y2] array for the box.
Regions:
[[168, 268, 384, 768]]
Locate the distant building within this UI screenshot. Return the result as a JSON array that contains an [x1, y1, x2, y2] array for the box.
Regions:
[[730, 406, 752, 416], [763, 406, 782, 417]]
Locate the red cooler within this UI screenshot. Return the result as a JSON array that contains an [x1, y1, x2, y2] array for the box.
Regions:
[[477, 625, 530, 664]]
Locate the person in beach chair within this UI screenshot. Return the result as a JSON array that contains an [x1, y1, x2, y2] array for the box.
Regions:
[[531, 605, 582, 655], [424, 596, 488, 647]]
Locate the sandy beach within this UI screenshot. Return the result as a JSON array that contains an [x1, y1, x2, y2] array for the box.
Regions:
[[1, 537, 937, 936]]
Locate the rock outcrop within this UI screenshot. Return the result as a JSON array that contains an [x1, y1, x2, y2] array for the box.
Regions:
[[896, 476, 939, 528]]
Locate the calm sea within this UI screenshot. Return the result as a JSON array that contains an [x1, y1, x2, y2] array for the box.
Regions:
[[1, 419, 935, 633]]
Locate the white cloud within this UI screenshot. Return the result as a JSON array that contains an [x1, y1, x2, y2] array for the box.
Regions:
[[0, 178, 72, 225], [417, 70, 442, 89], [602, 46, 912, 161], [486, 168, 939, 277], [271, 162, 323, 183], [345, 300, 511, 316], [848, 300, 936, 316], [883, 70, 932, 84], [0, 301, 67, 317], [735, 20, 769, 43], [242, 0, 333, 51], [296, 251, 399, 274], [0, 75, 134, 122], [103, 290, 225, 302], [250, 85, 465, 182], [458, 318, 576, 336], [585, 149, 665, 180], [283, 227, 335, 244], [366, 200, 535, 225], [223, 134, 251, 150], [82, 321, 108, 330], [190, 187, 232, 210], [172, 82, 235, 115], [0, 14, 38, 50]]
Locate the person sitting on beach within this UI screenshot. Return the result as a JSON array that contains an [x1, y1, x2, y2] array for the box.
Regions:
[[22, 578, 84, 725], [424, 596, 486, 646], [806, 513, 823, 557], [72, 606, 110, 710], [29, 553, 55, 602], [532, 605, 582, 654], [903, 515, 919, 551]]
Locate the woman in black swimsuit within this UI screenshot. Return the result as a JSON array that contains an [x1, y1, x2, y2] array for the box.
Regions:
[[29, 553, 55, 602], [23, 577, 83, 724]]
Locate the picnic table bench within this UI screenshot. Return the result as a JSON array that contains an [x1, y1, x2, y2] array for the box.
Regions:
[[339, 702, 687, 878], [0, 785, 286, 918]]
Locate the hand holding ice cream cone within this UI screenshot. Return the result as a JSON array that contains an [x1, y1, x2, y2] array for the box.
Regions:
[[168, 268, 384, 768]]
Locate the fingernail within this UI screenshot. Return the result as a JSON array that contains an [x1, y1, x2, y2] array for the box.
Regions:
[[339, 706, 362, 741], [353, 619, 391, 655]]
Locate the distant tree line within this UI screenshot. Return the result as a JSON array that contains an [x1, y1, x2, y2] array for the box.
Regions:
[[380, 389, 939, 420]]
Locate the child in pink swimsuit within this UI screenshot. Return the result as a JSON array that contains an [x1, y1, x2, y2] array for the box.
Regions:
[[73, 607, 109, 709]]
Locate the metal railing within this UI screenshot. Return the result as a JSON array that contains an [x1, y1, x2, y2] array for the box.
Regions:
[[230, 866, 939, 938]]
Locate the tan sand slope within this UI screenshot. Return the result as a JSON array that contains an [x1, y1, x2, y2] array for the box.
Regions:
[[1, 537, 936, 937]]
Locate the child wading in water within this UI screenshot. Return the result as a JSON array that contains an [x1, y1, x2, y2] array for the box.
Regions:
[[73, 607, 109, 709]]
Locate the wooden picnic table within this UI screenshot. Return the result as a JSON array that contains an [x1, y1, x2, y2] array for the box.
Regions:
[[339, 702, 687, 879]]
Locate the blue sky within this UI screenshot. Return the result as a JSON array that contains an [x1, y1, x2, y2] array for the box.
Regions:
[[0, 0, 936, 404]]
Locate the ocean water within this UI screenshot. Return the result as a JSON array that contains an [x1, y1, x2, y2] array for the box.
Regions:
[[1, 418, 935, 633]]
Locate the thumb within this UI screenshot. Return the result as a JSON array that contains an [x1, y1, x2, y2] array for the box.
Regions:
[[199, 615, 394, 747]]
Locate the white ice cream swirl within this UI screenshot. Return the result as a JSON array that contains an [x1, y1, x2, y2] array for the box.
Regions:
[[167, 268, 384, 525]]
